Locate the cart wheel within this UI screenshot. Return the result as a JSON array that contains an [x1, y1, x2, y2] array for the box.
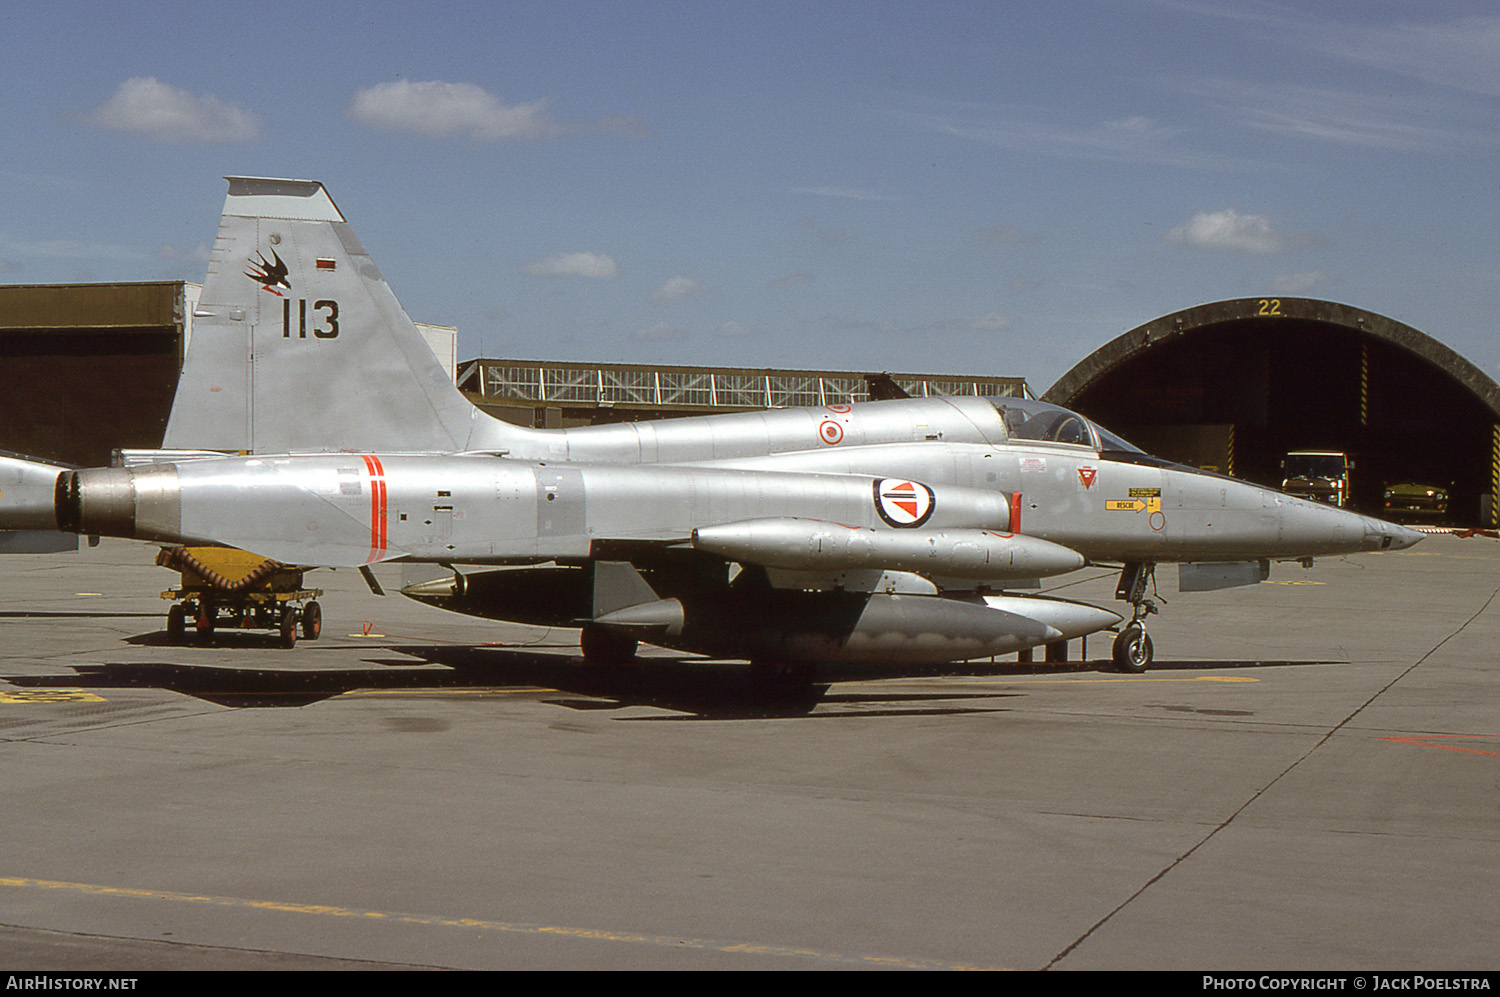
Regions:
[[166, 604, 186, 644], [279, 607, 298, 649], [301, 601, 323, 641]]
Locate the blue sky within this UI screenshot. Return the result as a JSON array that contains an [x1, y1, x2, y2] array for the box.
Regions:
[[2, 0, 1497, 392]]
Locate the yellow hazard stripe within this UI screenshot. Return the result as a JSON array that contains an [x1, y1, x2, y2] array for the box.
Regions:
[[1492, 424, 1499, 526], [0, 689, 105, 703]]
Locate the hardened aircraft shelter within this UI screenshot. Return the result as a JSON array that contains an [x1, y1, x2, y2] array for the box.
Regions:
[[1044, 297, 1500, 526]]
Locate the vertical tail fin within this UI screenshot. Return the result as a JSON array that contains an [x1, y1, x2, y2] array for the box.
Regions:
[[164, 177, 511, 454]]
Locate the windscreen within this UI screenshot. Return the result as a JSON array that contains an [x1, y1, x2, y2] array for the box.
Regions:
[[1285, 454, 1347, 478], [986, 398, 1144, 453]]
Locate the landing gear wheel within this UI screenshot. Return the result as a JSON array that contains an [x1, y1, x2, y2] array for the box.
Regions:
[[301, 601, 322, 640], [1112, 623, 1153, 674], [278, 607, 299, 649], [166, 604, 186, 644], [580, 624, 637, 664]]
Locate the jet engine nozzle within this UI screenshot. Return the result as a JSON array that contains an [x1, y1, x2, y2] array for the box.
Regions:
[[53, 465, 182, 541]]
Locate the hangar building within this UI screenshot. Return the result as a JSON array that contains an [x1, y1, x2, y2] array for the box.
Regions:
[[1044, 297, 1500, 526], [0, 282, 199, 467], [457, 358, 1028, 428]]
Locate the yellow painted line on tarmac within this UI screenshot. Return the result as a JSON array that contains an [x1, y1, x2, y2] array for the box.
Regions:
[[0, 689, 106, 703], [0, 875, 1002, 971], [1396, 551, 1500, 560], [906, 675, 1257, 686], [340, 688, 549, 697], [1265, 580, 1326, 585]]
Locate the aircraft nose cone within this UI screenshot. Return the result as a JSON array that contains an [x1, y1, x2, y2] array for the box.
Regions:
[[1273, 492, 1424, 556], [1361, 515, 1425, 551]]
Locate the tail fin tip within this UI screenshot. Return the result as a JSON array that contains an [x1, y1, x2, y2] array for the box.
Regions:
[[223, 176, 344, 222]]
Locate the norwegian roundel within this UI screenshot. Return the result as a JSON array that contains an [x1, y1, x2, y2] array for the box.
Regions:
[[819, 420, 844, 445], [873, 478, 936, 528]]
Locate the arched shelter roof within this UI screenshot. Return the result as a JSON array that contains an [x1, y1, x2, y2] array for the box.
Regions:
[[1043, 297, 1500, 420]]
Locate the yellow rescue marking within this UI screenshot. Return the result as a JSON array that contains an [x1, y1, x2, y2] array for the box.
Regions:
[[1105, 497, 1161, 513], [0, 689, 106, 703], [73, 593, 103, 597], [0, 876, 1001, 971]]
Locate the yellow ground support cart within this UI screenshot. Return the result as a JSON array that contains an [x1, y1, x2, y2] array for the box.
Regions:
[[158, 546, 323, 648]]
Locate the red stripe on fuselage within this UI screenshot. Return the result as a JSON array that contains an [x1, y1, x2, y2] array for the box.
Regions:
[[362, 455, 388, 563]]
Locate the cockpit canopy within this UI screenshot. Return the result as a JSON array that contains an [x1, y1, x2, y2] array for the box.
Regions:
[[985, 398, 1143, 453]]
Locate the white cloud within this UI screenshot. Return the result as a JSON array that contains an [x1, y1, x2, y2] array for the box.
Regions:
[[1269, 270, 1332, 295], [1299, 13, 1500, 99], [84, 77, 262, 144], [523, 252, 619, 279], [1164, 209, 1289, 254], [968, 312, 1013, 331], [1189, 78, 1497, 151], [632, 322, 686, 342], [350, 80, 559, 140], [770, 271, 813, 288], [904, 101, 1246, 170], [650, 276, 706, 302], [717, 320, 761, 338], [349, 80, 647, 142]]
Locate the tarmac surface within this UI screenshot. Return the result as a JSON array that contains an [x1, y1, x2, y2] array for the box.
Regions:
[[1, 535, 1497, 970]]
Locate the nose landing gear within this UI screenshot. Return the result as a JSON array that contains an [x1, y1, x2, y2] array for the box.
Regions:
[[1112, 562, 1158, 673]]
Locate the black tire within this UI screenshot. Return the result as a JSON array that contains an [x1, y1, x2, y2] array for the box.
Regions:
[[166, 604, 186, 644], [301, 601, 323, 641], [579, 624, 637, 664], [1112, 624, 1153, 673], [279, 607, 298, 649]]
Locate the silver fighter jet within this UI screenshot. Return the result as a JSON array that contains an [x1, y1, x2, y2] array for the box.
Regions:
[[0, 178, 1422, 677]]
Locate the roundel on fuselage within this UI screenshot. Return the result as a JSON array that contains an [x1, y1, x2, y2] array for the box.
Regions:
[[873, 478, 936, 528]]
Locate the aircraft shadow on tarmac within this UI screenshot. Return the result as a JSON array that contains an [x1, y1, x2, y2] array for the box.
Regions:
[[1, 628, 1338, 716]]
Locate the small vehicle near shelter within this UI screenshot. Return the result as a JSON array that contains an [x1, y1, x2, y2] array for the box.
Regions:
[[1282, 450, 1353, 507]]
